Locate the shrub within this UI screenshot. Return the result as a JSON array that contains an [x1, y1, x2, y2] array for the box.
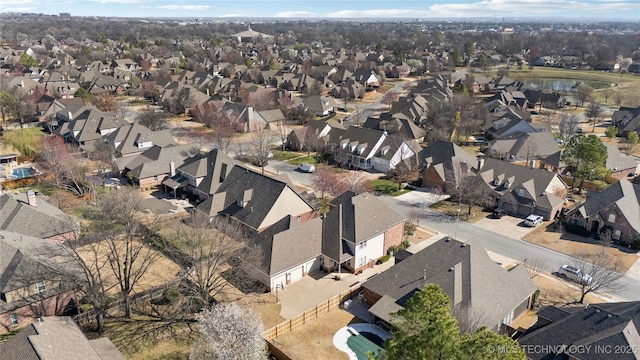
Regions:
[[633, 238, 640, 250], [563, 222, 591, 237], [162, 288, 181, 305], [404, 221, 417, 236], [377, 255, 391, 264]]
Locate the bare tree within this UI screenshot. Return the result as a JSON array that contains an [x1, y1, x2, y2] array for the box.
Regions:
[[448, 170, 492, 216], [250, 127, 275, 171], [522, 258, 547, 279], [586, 102, 603, 132], [312, 166, 346, 198], [91, 93, 119, 113], [275, 118, 288, 151], [36, 135, 94, 196], [137, 105, 169, 131], [557, 113, 581, 140], [90, 141, 117, 184], [190, 302, 267, 360], [95, 187, 163, 318], [117, 101, 130, 120], [173, 214, 255, 309], [381, 90, 399, 109], [574, 84, 594, 107], [570, 248, 624, 304], [451, 304, 488, 334]]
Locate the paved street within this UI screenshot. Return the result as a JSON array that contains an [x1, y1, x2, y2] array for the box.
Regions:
[[378, 190, 640, 301]]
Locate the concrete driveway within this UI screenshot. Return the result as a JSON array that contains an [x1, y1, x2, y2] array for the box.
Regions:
[[276, 260, 395, 319], [474, 215, 545, 239]]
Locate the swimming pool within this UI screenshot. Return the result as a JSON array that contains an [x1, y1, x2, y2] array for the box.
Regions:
[[11, 167, 35, 179], [334, 323, 391, 360]]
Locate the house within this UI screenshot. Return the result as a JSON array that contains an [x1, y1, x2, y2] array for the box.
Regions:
[[195, 165, 316, 232], [0, 316, 125, 359], [55, 106, 125, 152], [612, 106, 640, 136], [303, 95, 337, 116], [477, 158, 568, 220], [419, 141, 480, 192], [0, 232, 77, 334], [231, 25, 274, 43], [362, 116, 426, 142], [162, 148, 236, 199], [483, 115, 538, 139], [611, 106, 640, 136], [361, 237, 537, 332], [565, 180, 640, 244], [329, 126, 389, 171], [518, 301, 640, 360], [321, 191, 406, 276], [247, 215, 323, 290], [104, 122, 175, 158], [0, 191, 79, 243], [605, 143, 640, 180], [371, 136, 422, 173], [352, 68, 382, 88], [486, 131, 561, 167], [116, 144, 200, 189]]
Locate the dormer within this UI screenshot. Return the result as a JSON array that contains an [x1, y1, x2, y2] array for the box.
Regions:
[[348, 141, 358, 153], [340, 139, 349, 150], [237, 189, 253, 208], [356, 143, 367, 155]]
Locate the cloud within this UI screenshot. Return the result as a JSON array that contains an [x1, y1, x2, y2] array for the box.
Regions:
[[276, 11, 318, 18], [326, 0, 638, 18], [219, 13, 250, 18], [2, 0, 36, 4], [157, 4, 211, 10], [89, 0, 148, 3], [2, 6, 36, 12]]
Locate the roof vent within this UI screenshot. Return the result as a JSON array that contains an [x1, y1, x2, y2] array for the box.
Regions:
[[596, 309, 600, 313], [448, 267, 454, 272], [607, 314, 612, 318]]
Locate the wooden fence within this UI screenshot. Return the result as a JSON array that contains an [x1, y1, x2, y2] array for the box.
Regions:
[[262, 285, 362, 341], [73, 279, 181, 327]]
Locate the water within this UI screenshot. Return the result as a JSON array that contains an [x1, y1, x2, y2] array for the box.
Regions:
[[11, 167, 33, 179], [526, 80, 609, 92]]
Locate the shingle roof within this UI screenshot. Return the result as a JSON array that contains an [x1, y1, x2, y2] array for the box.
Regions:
[[120, 143, 199, 179], [572, 180, 640, 233], [196, 165, 313, 231], [518, 302, 640, 360], [363, 237, 536, 330], [0, 192, 79, 239], [253, 215, 323, 275], [174, 149, 236, 196], [105, 122, 175, 157], [0, 316, 125, 360]]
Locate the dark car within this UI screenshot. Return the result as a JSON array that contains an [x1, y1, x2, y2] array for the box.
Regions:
[[492, 208, 506, 219]]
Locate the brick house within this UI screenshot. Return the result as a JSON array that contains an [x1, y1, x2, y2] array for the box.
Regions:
[[1, 232, 77, 334], [565, 180, 640, 244]]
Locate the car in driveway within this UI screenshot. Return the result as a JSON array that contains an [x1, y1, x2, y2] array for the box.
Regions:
[[557, 265, 592, 285], [297, 163, 316, 173], [524, 214, 543, 227], [492, 208, 506, 219]]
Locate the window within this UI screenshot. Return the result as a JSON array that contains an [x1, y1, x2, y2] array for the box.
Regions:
[[613, 230, 621, 240], [359, 241, 367, 249], [220, 164, 227, 183], [608, 214, 616, 223], [36, 281, 45, 294], [518, 189, 524, 197], [10, 313, 18, 327], [153, 175, 158, 181], [358, 256, 367, 266]]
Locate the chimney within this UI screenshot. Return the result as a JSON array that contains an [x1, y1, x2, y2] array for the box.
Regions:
[[27, 189, 37, 207], [169, 160, 176, 177], [247, 106, 254, 131], [476, 155, 485, 171], [67, 111, 73, 121]]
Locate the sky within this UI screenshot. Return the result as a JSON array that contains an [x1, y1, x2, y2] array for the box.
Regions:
[[1, 0, 638, 21]]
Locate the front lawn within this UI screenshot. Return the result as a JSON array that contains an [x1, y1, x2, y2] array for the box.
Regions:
[[369, 178, 412, 196], [429, 199, 490, 223]]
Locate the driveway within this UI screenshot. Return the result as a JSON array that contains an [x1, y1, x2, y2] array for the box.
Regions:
[[276, 260, 395, 319], [474, 215, 543, 239]]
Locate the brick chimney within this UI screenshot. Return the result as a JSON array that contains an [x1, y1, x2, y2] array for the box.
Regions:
[[27, 189, 37, 207]]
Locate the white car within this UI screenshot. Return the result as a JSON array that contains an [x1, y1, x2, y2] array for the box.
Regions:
[[558, 265, 593, 285], [524, 214, 543, 227], [297, 163, 316, 173]]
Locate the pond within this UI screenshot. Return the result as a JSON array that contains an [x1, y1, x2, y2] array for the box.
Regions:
[[525, 80, 611, 92]]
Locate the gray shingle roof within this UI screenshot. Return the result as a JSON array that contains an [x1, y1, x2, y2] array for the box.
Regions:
[[105, 122, 175, 157], [0, 192, 79, 239], [253, 215, 322, 275], [519, 302, 640, 360], [0, 316, 125, 360], [363, 237, 536, 330], [175, 149, 236, 196], [121, 143, 199, 180], [572, 180, 640, 233]]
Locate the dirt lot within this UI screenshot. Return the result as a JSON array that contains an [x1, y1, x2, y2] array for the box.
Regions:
[[272, 308, 364, 360], [406, 227, 439, 244], [523, 223, 639, 273]]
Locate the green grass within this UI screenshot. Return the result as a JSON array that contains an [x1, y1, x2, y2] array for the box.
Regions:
[[369, 178, 411, 196], [288, 156, 316, 165], [271, 150, 306, 161], [507, 67, 637, 85], [69, 205, 99, 220]]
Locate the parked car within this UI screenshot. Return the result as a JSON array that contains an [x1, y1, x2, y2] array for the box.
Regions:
[[576, 127, 583, 134], [555, 138, 565, 145], [492, 208, 506, 219], [558, 265, 593, 285], [298, 163, 316, 173], [524, 214, 543, 227]]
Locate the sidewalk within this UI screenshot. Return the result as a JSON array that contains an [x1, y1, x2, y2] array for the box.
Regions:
[[625, 255, 640, 282]]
